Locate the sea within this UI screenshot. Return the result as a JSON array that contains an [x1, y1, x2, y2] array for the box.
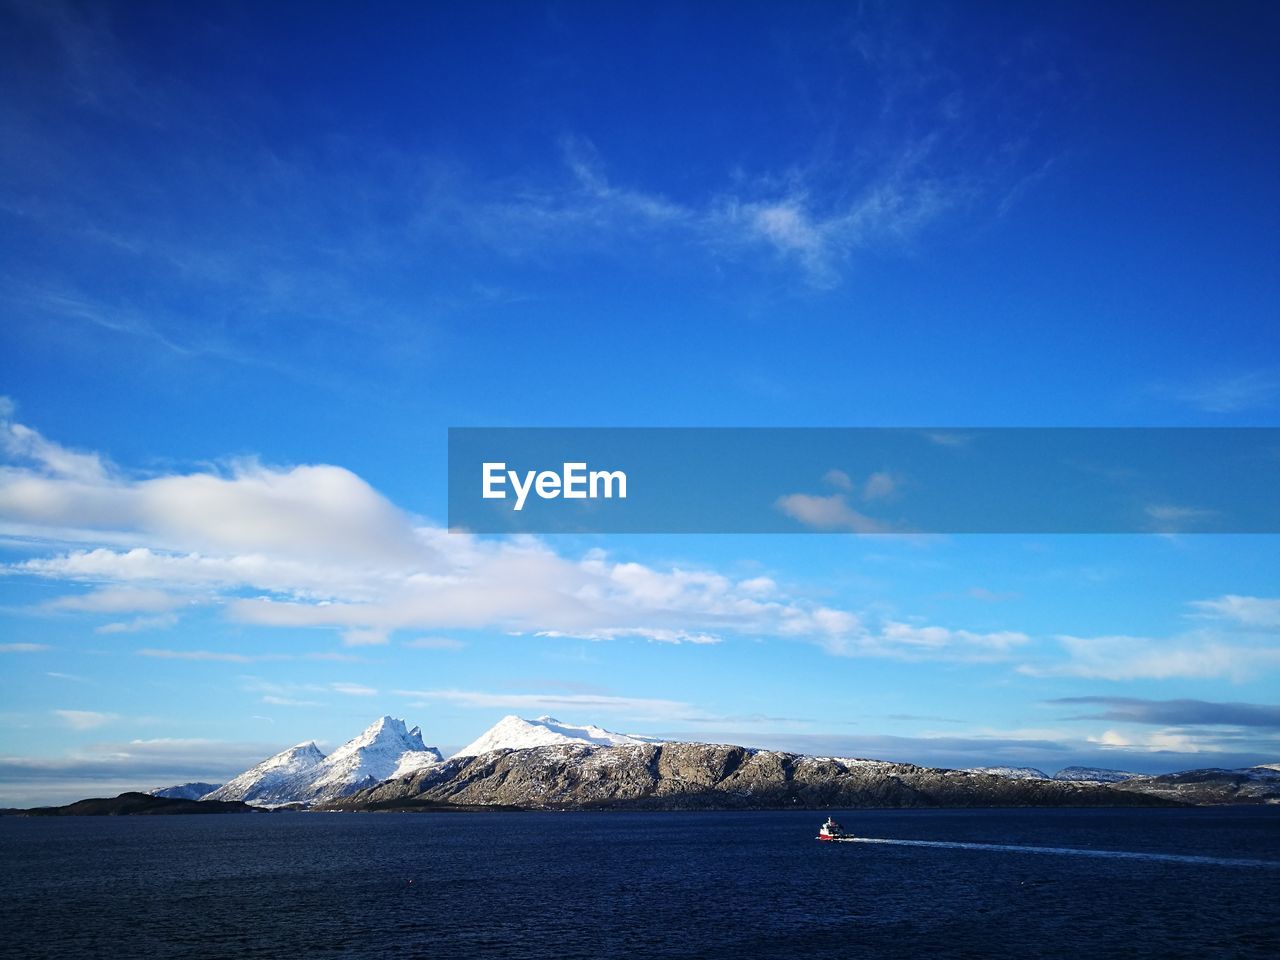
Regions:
[[2, 807, 1277, 959]]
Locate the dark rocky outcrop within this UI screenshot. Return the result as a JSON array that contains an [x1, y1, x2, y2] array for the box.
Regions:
[[17, 792, 258, 816], [331, 742, 1178, 811]]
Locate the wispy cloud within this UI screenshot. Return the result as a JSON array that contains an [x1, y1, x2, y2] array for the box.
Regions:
[[924, 431, 975, 449], [331, 682, 377, 697], [46, 586, 187, 614], [1190, 595, 1280, 628], [52, 709, 118, 730], [1021, 632, 1280, 682], [136, 648, 361, 664], [1144, 503, 1217, 533], [533, 628, 722, 645], [401, 636, 465, 651], [1172, 370, 1280, 414], [820, 620, 1029, 662], [2, 399, 109, 482], [456, 134, 979, 288], [393, 688, 691, 722], [96, 613, 180, 634], [260, 695, 325, 708], [0, 642, 50, 653]]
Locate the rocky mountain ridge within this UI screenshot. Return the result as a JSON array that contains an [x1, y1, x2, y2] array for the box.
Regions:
[[336, 741, 1184, 811]]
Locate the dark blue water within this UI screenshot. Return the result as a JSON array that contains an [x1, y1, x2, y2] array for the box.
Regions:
[[2, 807, 1277, 959]]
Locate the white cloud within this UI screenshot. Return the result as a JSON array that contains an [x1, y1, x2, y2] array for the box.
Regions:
[[47, 586, 186, 613], [1022, 633, 1280, 682], [1190, 595, 1280, 628], [1144, 503, 1216, 533], [736, 576, 777, 597], [534, 628, 721, 645], [96, 613, 179, 634], [924, 431, 974, 448], [0, 413, 426, 573], [53, 709, 118, 730], [0, 411, 1030, 665], [879, 621, 1029, 651], [2, 411, 109, 483], [816, 619, 1028, 662], [1, 642, 50, 653], [822, 469, 854, 492], [776, 492, 889, 533], [862, 471, 899, 502]]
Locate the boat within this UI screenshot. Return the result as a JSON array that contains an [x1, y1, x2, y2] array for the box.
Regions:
[[817, 816, 852, 842]]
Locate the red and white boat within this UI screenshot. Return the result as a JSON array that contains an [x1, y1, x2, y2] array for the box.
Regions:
[[817, 816, 852, 841]]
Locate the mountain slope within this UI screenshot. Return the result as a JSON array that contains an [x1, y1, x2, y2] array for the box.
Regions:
[[1111, 764, 1280, 804], [203, 742, 326, 805], [451, 715, 660, 758]]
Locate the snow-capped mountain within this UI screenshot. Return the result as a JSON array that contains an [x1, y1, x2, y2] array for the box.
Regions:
[[451, 715, 661, 758], [965, 766, 1050, 780], [304, 715, 443, 800], [201, 717, 443, 806], [1052, 766, 1137, 783], [203, 741, 326, 805], [148, 781, 222, 800]]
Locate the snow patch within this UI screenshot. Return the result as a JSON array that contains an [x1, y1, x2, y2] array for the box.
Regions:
[[966, 766, 1051, 780]]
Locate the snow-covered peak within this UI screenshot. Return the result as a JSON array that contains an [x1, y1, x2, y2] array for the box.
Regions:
[[201, 718, 442, 806], [332, 716, 424, 756], [203, 741, 327, 804], [148, 781, 222, 800], [452, 714, 661, 758], [306, 716, 442, 800]]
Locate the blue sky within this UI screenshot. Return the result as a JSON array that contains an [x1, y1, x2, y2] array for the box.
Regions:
[[1, 0, 1278, 804]]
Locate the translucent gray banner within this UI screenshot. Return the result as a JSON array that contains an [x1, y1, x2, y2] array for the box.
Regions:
[[448, 428, 1280, 534]]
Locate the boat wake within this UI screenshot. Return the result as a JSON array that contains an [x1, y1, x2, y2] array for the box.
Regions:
[[838, 837, 1279, 868]]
